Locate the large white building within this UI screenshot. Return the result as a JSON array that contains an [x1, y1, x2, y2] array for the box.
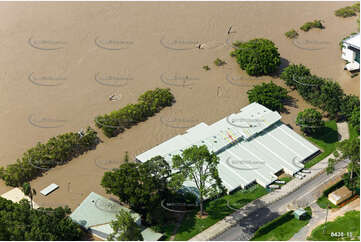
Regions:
[[136, 103, 320, 193], [341, 33, 360, 71]]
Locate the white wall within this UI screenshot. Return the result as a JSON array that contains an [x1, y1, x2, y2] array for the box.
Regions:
[[342, 44, 356, 63]]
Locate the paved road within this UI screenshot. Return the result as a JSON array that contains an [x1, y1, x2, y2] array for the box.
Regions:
[[213, 160, 349, 241]]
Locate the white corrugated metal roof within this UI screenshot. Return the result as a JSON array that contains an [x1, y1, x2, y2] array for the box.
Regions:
[[344, 33, 360, 49], [40, 183, 59, 196], [136, 103, 320, 193]]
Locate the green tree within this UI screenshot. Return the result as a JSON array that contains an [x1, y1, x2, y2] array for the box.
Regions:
[[21, 182, 36, 209], [247, 82, 290, 111], [295, 75, 325, 107], [0, 198, 82, 240], [296, 108, 324, 134], [280, 64, 311, 88], [171, 145, 226, 216], [328, 138, 360, 195], [101, 156, 171, 223], [319, 80, 344, 119], [340, 94, 360, 120], [350, 108, 360, 133], [108, 210, 143, 241], [231, 39, 281, 76]]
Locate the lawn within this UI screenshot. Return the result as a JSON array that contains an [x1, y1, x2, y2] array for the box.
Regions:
[[304, 120, 339, 169], [316, 180, 344, 209], [308, 210, 360, 241], [162, 185, 268, 241], [348, 122, 359, 140], [279, 175, 293, 185], [251, 207, 312, 241], [316, 196, 338, 209]]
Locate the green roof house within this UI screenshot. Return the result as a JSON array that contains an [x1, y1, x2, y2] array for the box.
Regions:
[[70, 192, 162, 241]]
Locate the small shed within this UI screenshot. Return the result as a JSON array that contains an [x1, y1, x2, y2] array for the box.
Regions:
[[328, 186, 352, 205], [293, 208, 308, 220]]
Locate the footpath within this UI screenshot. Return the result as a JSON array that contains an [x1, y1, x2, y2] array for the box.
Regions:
[[290, 198, 360, 241]]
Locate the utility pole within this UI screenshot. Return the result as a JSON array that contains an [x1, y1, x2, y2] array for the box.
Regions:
[[323, 201, 329, 234]]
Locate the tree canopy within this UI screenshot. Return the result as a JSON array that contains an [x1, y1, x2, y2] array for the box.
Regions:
[[0, 197, 83, 240], [247, 82, 290, 111], [108, 210, 143, 241], [296, 108, 324, 134], [280, 64, 311, 88], [319, 80, 344, 119], [101, 156, 171, 224], [328, 138, 360, 193], [95, 88, 175, 137], [171, 145, 226, 216], [231, 39, 281, 76]]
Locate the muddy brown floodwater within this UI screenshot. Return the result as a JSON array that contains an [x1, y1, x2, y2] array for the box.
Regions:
[[0, 1, 359, 210]]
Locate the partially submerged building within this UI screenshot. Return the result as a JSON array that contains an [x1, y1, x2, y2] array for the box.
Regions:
[[341, 33, 360, 71], [136, 103, 320, 193], [70, 192, 163, 241], [1, 188, 39, 208]]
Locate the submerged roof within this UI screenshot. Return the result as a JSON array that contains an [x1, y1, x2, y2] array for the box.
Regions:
[[70, 192, 141, 229], [1, 188, 40, 209], [136, 103, 320, 192], [343, 33, 360, 49]]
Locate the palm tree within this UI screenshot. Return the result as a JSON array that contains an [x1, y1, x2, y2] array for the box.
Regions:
[[22, 182, 36, 209]]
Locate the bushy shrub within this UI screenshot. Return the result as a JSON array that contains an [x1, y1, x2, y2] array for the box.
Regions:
[[300, 20, 324, 31], [335, 3, 359, 18], [280, 64, 311, 88], [203, 65, 210, 71], [335, 6, 357, 18], [230, 38, 281, 76], [352, 2, 360, 12], [285, 29, 299, 39], [95, 88, 174, 137], [253, 211, 294, 238], [247, 82, 290, 111], [296, 108, 325, 134], [322, 180, 344, 197], [214, 58, 226, 66], [0, 127, 98, 186]]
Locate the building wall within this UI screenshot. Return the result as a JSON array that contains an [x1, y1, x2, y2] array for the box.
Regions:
[[342, 44, 356, 63]]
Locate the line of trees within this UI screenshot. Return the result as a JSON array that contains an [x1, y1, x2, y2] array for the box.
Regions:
[[95, 88, 175, 137], [328, 137, 360, 194], [0, 127, 98, 187], [280, 64, 360, 130], [0, 197, 83, 240]]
